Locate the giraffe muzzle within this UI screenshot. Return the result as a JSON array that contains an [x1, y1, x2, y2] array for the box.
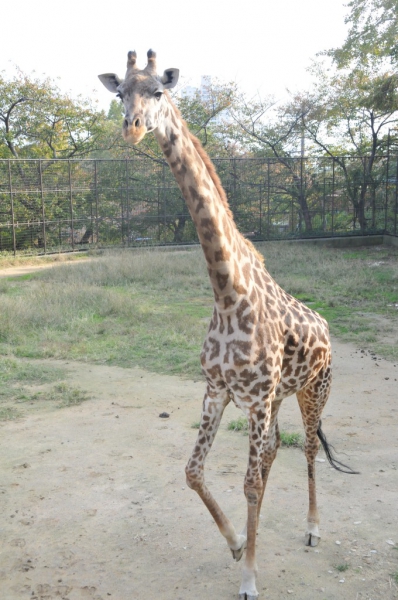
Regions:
[[122, 116, 147, 144]]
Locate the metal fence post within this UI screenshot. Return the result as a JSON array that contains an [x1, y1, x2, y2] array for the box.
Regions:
[[267, 159, 271, 237], [331, 160, 335, 235], [94, 160, 99, 245], [68, 160, 74, 251], [7, 161, 17, 257], [126, 159, 130, 246], [385, 151, 390, 233], [162, 162, 167, 235], [39, 160, 47, 254], [394, 157, 398, 236]]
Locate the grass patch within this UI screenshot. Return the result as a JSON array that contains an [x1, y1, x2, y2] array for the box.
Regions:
[[0, 251, 90, 269], [0, 406, 21, 421], [392, 571, 398, 584], [335, 563, 350, 573], [0, 356, 67, 407], [280, 431, 304, 448], [0, 356, 82, 418], [0, 357, 65, 385], [227, 416, 304, 447], [0, 243, 396, 382], [0, 250, 212, 378], [227, 416, 249, 433], [32, 382, 91, 408]]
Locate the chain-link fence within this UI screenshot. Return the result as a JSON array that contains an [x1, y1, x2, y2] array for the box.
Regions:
[[0, 155, 397, 254]]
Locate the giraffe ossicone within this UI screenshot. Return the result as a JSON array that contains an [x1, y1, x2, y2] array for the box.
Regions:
[[99, 50, 357, 600]]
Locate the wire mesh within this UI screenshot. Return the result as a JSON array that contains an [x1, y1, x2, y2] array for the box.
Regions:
[[0, 155, 396, 255]]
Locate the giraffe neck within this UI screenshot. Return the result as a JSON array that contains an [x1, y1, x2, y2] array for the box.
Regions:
[[154, 96, 262, 307]]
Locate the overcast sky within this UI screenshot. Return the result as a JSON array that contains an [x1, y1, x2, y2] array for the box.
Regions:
[[2, 0, 349, 111]]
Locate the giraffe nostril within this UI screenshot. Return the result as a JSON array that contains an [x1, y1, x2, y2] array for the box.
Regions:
[[123, 119, 129, 129], [134, 117, 141, 128]]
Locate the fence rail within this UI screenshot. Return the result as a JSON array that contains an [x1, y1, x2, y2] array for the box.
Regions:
[[0, 155, 397, 254]]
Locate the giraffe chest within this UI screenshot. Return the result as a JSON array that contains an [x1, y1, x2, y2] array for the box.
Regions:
[[200, 314, 283, 399], [200, 301, 331, 403]]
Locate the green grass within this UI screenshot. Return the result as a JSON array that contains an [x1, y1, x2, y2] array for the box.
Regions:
[[279, 431, 304, 448], [0, 357, 65, 385], [32, 382, 91, 408], [0, 356, 67, 413], [392, 571, 398, 584], [335, 563, 350, 572], [0, 356, 90, 419], [227, 416, 249, 433], [0, 243, 397, 385], [0, 250, 212, 378], [227, 416, 304, 447], [0, 406, 21, 421]]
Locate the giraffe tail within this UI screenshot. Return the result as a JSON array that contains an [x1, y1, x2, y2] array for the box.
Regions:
[[317, 420, 360, 474]]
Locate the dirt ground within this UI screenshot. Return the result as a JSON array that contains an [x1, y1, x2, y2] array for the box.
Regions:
[[0, 267, 397, 600]]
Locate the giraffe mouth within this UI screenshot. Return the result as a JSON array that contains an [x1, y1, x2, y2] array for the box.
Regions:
[[122, 124, 147, 145]]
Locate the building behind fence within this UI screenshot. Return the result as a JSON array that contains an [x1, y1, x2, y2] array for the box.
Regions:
[[0, 156, 397, 254]]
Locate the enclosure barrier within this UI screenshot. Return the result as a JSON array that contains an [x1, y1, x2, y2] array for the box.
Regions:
[[0, 156, 397, 255]]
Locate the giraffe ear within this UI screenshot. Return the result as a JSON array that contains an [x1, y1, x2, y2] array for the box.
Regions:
[[161, 69, 179, 89], [98, 73, 122, 93]]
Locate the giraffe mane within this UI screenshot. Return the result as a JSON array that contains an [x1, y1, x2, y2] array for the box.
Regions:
[[166, 94, 264, 265]]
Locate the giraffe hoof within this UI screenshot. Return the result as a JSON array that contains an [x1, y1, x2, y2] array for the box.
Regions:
[[238, 594, 258, 599], [231, 539, 247, 562], [305, 532, 321, 547], [305, 522, 320, 547]]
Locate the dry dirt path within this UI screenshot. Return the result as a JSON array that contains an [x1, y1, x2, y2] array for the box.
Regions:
[[0, 342, 397, 600]]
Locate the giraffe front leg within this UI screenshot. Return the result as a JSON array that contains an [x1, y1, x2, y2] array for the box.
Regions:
[[238, 405, 274, 600], [185, 389, 245, 556], [238, 489, 260, 600]]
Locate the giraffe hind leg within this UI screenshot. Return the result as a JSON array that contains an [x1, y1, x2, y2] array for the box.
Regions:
[[296, 362, 333, 547]]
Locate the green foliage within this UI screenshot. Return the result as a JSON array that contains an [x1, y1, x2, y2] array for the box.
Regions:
[[107, 99, 124, 123], [228, 0, 398, 233], [0, 70, 107, 159], [174, 79, 239, 156], [327, 0, 398, 69]]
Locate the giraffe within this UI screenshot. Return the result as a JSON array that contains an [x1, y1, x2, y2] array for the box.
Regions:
[[99, 50, 357, 600]]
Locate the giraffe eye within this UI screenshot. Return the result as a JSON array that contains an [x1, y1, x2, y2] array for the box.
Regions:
[[154, 91, 163, 100]]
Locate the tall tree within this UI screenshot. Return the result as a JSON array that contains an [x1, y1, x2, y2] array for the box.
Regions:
[[282, 68, 398, 230], [325, 0, 398, 69], [0, 70, 106, 159], [231, 92, 318, 232], [297, 0, 398, 230]]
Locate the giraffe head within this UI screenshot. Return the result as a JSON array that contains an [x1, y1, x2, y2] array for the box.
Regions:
[[98, 50, 179, 144]]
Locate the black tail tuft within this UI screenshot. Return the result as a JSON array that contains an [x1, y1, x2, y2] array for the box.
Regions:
[[317, 421, 360, 475]]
